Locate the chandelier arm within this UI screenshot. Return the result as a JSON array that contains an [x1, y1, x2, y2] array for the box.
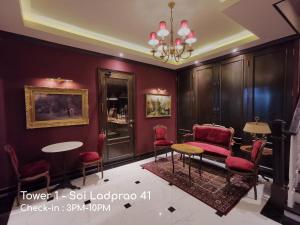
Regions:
[[179, 50, 193, 59], [174, 54, 180, 63], [152, 50, 164, 60], [174, 43, 186, 58], [163, 54, 170, 63], [178, 43, 186, 57], [162, 44, 169, 56], [174, 48, 180, 59]]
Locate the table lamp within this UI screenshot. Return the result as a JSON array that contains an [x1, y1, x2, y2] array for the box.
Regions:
[[243, 117, 271, 140]]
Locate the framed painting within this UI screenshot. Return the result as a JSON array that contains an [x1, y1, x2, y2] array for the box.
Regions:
[[25, 86, 89, 129], [146, 94, 171, 118]]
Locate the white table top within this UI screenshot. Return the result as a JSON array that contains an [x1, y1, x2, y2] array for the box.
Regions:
[[42, 141, 83, 153]]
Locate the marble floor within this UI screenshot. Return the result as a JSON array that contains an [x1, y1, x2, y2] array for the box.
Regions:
[[6, 153, 279, 225]]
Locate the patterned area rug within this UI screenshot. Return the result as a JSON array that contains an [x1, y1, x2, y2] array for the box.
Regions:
[[141, 156, 251, 215]]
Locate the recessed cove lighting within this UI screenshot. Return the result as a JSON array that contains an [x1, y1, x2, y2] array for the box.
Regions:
[[119, 53, 124, 57], [232, 48, 238, 53]]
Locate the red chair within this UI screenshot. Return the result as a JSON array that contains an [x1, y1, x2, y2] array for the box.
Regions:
[[80, 133, 106, 185], [225, 140, 266, 200], [153, 125, 173, 162], [4, 144, 50, 206]]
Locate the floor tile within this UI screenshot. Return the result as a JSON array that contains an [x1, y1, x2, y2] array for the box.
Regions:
[[6, 153, 279, 225]]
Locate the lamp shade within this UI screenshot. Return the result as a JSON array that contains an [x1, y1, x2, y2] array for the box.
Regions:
[[157, 21, 169, 37], [177, 20, 190, 36], [185, 30, 196, 45], [148, 32, 159, 47], [243, 122, 271, 134], [175, 38, 183, 50]]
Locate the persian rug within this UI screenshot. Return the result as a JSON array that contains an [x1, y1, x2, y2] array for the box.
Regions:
[[141, 156, 251, 215]]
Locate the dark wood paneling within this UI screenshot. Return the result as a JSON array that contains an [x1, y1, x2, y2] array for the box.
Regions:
[[220, 56, 245, 135], [177, 35, 300, 72], [253, 48, 286, 123], [177, 70, 195, 130], [194, 65, 215, 124], [177, 38, 299, 139], [286, 42, 299, 123]]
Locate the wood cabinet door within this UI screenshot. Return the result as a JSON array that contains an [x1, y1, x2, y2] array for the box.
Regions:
[[220, 56, 246, 136], [194, 65, 218, 124], [252, 48, 287, 123], [177, 70, 195, 131]]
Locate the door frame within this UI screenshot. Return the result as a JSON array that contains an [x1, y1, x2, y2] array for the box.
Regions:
[[97, 68, 136, 162]]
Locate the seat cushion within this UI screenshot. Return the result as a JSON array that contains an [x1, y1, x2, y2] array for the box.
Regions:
[[80, 152, 100, 163], [20, 160, 49, 178], [225, 156, 254, 172], [185, 142, 230, 157], [154, 140, 173, 146]]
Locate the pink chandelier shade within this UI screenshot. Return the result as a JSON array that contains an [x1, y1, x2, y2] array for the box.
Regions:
[[185, 30, 197, 45], [177, 20, 191, 37], [147, 1, 197, 63], [148, 32, 159, 47], [157, 21, 170, 37], [175, 38, 182, 46], [175, 38, 183, 50]]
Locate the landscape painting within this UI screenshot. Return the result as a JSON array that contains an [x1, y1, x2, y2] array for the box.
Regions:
[[146, 94, 171, 118], [25, 86, 89, 129]]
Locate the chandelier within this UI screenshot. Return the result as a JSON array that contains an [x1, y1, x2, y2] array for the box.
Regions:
[[148, 1, 197, 63]]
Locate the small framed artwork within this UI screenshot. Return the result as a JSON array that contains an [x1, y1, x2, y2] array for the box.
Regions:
[[25, 86, 89, 129], [146, 94, 171, 118]]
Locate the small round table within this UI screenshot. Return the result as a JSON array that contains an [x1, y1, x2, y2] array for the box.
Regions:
[[171, 144, 204, 185], [42, 141, 83, 191]]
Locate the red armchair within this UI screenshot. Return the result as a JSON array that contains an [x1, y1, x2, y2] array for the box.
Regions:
[[80, 133, 105, 185], [4, 144, 50, 206], [153, 125, 173, 162], [225, 140, 266, 200]]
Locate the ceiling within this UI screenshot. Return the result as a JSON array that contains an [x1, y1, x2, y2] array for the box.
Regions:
[[277, 0, 300, 33], [0, 0, 297, 69]]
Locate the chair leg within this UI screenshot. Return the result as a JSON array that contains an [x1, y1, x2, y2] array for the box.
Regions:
[[46, 174, 50, 193], [82, 165, 86, 186], [101, 161, 104, 179], [225, 171, 231, 195], [253, 175, 257, 200], [226, 171, 231, 183], [17, 181, 21, 206], [154, 146, 157, 162]]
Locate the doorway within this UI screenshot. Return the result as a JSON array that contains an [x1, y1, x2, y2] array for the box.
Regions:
[[98, 69, 135, 163]]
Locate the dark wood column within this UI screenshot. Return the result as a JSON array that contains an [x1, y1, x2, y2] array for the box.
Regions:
[[261, 119, 288, 222]]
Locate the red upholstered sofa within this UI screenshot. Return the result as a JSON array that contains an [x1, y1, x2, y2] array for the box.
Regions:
[[184, 124, 235, 159]]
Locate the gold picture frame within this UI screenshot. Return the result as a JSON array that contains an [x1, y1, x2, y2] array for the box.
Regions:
[[146, 94, 171, 118], [25, 86, 89, 129]]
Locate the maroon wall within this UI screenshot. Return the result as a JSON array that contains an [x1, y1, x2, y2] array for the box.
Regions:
[[0, 78, 10, 190], [0, 79, 6, 145], [0, 34, 177, 191]]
